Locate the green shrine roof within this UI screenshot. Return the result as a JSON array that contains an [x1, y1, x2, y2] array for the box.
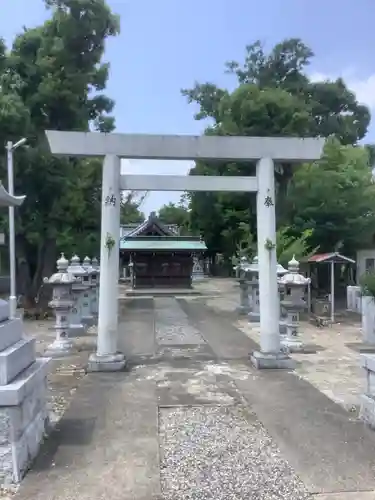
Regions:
[[120, 239, 207, 251]]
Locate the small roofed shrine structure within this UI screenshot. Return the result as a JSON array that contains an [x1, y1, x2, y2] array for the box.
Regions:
[[306, 252, 355, 323], [120, 212, 207, 289]]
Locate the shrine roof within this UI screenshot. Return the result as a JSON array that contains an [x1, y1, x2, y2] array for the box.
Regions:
[[120, 238, 207, 251], [126, 212, 178, 238], [307, 252, 355, 264]]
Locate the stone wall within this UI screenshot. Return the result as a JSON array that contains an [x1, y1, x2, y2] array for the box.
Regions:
[[360, 354, 375, 429], [0, 372, 49, 484]]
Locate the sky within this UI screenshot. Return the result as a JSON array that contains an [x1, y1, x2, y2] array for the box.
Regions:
[[1, 0, 375, 215]]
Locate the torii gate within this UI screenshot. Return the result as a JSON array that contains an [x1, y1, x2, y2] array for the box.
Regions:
[[45, 131, 324, 371]]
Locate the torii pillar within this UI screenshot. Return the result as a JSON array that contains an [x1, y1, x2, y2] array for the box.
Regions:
[[45, 130, 324, 371]]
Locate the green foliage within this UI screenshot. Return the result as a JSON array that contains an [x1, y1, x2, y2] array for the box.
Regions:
[[276, 228, 318, 266], [360, 272, 375, 298], [158, 201, 189, 229], [285, 139, 375, 255], [0, 0, 120, 304], [120, 192, 145, 225], [182, 38, 372, 259]]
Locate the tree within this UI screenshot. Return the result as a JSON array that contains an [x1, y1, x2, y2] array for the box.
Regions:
[[157, 200, 190, 233], [182, 38, 371, 260], [0, 0, 120, 306], [120, 192, 145, 225], [285, 139, 375, 255]]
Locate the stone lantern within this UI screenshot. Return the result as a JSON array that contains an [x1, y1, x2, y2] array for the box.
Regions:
[[92, 256, 100, 311], [235, 256, 251, 315], [247, 256, 260, 322], [192, 254, 205, 282], [44, 253, 75, 356], [247, 257, 287, 323], [276, 263, 288, 334], [82, 256, 96, 325], [67, 254, 89, 336], [278, 255, 310, 352], [85, 256, 99, 319]]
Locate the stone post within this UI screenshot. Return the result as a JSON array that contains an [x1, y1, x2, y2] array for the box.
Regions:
[[279, 256, 310, 352], [44, 253, 75, 357], [82, 256, 95, 326], [235, 257, 251, 315], [88, 257, 99, 320], [277, 263, 288, 334], [238, 278, 250, 314], [92, 256, 100, 313], [88, 155, 126, 372], [67, 255, 88, 336], [248, 257, 260, 322], [250, 158, 294, 369], [360, 354, 375, 427]]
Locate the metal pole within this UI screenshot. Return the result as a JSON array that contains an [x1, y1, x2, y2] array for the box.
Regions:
[[6, 141, 17, 319], [330, 261, 335, 324]]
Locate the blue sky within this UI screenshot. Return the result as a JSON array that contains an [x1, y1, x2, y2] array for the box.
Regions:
[[2, 0, 375, 214]]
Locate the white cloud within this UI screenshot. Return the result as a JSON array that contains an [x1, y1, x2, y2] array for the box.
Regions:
[[310, 71, 375, 109]]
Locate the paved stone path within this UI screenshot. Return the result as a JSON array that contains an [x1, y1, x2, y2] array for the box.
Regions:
[[14, 297, 375, 500]]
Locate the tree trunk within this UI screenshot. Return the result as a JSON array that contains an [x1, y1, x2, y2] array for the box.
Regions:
[[16, 236, 57, 310]]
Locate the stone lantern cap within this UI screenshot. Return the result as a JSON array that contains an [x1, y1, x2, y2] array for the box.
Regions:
[[82, 256, 95, 275], [234, 256, 252, 279], [91, 257, 100, 274], [43, 253, 76, 285], [279, 255, 311, 287], [243, 256, 287, 278], [67, 254, 88, 277]]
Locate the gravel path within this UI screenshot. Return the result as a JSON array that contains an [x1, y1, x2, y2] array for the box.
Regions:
[[155, 297, 206, 345], [159, 405, 311, 500]]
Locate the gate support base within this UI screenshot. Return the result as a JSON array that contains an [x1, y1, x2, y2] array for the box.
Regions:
[[250, 350, 295, 370], [87, 352, 127, 372]]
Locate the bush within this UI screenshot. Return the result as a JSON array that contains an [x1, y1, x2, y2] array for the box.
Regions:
[[360, 272, 375, 298]]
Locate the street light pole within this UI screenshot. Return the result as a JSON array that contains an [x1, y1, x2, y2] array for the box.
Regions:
[[6, 138, 26, 319]]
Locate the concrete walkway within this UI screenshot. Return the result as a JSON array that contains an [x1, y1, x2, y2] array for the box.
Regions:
[[14, 297, 375, 500]]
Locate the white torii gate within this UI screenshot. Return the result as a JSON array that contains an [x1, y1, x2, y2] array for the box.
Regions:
[[45, 131, 324, 371]]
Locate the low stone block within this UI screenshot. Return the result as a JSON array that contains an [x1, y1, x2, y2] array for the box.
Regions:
[[360, 394, 375, 429], [0, 301, 9, 323], [87, 352, 126, 372], [0, 338, 35, 386], [0, 377, 47, 446], [0, 358, 51, 407], [250, 350, 296, 370], [0, 358, 51, 485], [0, 408, 48, 485], [0, 319, 23, 353]]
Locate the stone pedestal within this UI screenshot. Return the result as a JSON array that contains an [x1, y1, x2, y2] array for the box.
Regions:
[[360, 354, 375, 428], [347, 285, 362, 313], [362, 296, 375, 345], [250, 350, 295, 369], [82, 256, 96, 326], [238, 279, 250, 315], [279, 287, 287, 335], [92, 257, 100, 316], [248, 281, 260, 322], [86, 257, 99, 320], [192, 255, 205, 282], [67, 255, 88, 336], [0, 299, 51, 485]]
